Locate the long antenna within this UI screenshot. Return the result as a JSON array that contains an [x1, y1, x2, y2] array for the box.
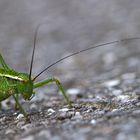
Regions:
[[32, 37, 140, 81], [29, 24, 41, 80]]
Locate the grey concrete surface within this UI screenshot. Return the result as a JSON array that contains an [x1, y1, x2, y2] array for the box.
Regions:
[[1, 0, 140, 140]]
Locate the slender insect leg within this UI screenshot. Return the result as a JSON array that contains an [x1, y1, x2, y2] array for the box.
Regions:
[[0, 53, 10, 70], [13, 95, 27, 117], [14, 94, 20, 110], [34, 78, 72, 107]]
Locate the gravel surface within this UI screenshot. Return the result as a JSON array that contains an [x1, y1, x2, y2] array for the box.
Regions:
[[1, 1, 140, 140], [1, 42, 140, 140]]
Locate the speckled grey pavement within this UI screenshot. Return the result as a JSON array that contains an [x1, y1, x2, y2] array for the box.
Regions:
[[1, 0, 140, 140]]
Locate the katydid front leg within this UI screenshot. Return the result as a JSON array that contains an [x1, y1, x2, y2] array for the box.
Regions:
[[14, 94, 20, 110], [34, 78, 72, 107], [13, 95, 27, 117]]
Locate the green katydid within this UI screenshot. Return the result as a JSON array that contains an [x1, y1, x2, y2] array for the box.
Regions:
[[0, 24, 140, 117]]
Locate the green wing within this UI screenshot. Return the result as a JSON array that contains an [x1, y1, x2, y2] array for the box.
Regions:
[[0, 53, 10, 70]]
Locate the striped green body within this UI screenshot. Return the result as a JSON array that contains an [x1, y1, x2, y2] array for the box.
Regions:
[[0, 68, 33, 101]]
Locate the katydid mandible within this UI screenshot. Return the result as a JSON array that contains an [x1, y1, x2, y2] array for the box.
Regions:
[[0, 25, 140, 117]]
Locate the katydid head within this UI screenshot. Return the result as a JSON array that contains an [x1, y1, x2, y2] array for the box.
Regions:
[[22, 81, 34, 100], [16, 73, 35, 100], [18, 80, 34, 100]]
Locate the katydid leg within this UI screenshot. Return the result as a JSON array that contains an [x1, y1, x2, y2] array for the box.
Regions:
[[0, 53, 10, 70], [34, 78, 72, 107], [13, 94, 20, 110], [13, 95, 27, 117]]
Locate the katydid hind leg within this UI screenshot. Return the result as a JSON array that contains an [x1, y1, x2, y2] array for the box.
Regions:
[[0, 53, 10, 70], [34, 78, 72, 107]]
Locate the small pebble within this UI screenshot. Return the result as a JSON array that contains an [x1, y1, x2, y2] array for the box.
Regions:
[[114, 95, 130, 103], [94, 110, 105, 116], [112, 89, 123, 96], [48, 108, 55, 113], [103, 79, 120, 87], [112, 109, 119, 113], [59, 108, 70, 112], [72, 112, 83, 120], [90, 119, 97, 125], [57, 112, 67, 120], [16, 114, 24, 120], [75, 112, 81, 116], [67, 88, 81, 95]]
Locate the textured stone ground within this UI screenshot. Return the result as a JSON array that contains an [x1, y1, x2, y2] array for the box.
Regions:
[[1, 41, 140, 140], [1, 1, 140, 140]]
